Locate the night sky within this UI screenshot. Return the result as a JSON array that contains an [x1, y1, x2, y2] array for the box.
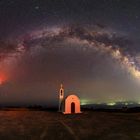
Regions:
[[0, 0, 140, 106]]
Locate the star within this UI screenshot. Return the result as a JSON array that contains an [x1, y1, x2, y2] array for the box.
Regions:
[[34, 6, 40, 10], [135, 15, 139, 19]]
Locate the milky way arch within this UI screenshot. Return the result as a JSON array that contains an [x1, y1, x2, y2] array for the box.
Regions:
[[0, 24, 139, 104], [20, 25, 140, 82]]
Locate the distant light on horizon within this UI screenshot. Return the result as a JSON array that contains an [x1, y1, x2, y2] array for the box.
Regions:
[[106, 102, 116, 106]]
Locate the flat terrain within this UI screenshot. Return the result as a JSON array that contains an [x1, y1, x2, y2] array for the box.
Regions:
[[0, 110, 140, 140]]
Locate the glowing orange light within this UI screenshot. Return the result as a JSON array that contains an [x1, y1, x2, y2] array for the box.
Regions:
[[0, 73, 7, 85], [0, 79, 2, 85]]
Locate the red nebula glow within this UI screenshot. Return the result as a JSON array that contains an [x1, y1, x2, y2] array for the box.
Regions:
[[0, 73, 7, 85]]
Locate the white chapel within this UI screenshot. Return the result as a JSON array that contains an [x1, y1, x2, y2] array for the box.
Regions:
[[59, 84, 81, 114]]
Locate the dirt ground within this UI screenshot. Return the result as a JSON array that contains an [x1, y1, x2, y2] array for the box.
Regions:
[[0, 110, 140, 140]]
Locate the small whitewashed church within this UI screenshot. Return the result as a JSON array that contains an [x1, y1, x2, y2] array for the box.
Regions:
[[58, 84, 81, 114]]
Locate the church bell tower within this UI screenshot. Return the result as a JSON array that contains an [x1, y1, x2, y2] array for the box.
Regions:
[[59, 84, 64, 111]]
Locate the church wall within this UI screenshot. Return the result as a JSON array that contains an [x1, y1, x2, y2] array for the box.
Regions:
[[63, 95, 81, 114]]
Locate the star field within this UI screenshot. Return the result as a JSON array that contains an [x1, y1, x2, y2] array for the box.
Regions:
[[0, 0, 140, 106]]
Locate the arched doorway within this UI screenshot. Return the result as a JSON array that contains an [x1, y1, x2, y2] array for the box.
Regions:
[[71, 102, 75, 113], [63, 94, 81, 114]]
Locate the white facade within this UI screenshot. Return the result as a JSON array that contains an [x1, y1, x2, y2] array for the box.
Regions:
[[63, 94, 81, 114], [59, 84, 81, 114], [59, 84, 64, 111]]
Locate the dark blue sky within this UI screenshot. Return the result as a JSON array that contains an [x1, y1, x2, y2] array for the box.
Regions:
[[0, 0, 139, 37]]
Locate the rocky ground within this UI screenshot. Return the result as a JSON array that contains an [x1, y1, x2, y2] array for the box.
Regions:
[[0, 110, 140, 140]]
